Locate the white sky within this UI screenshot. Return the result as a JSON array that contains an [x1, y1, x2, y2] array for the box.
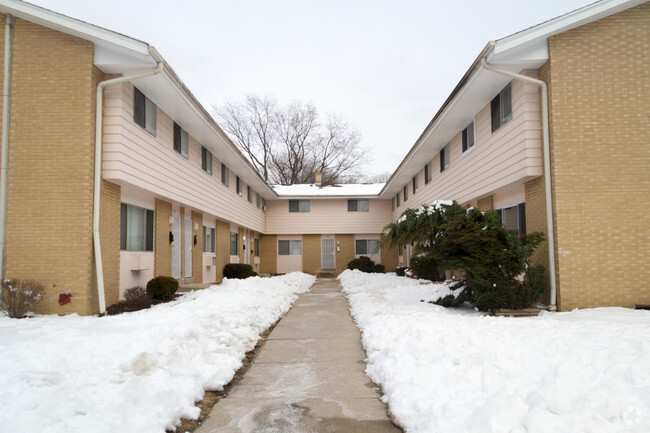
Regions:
[[31, 0, 594, 175]]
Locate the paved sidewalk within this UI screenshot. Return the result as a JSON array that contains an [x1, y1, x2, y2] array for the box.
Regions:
[[196, 278, 401, 432]]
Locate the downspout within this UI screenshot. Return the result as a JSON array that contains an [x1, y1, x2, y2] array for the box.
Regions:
[[480, 56, 558, 312], [93, 61, 162, 314], [0, 14, 14, 286]]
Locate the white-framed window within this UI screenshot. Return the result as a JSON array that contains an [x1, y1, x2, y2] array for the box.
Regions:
[[440, 143, 450, 172], [247, 186, 253, 203], [396, 193, 400, 207], [133, 87, 156, 136], [424, 161, 432, 184], [289, 200, 310, 212], [278, 239, 302, 256], [254, 238, 260, 257], [230, 232, 238, 255], [392, 197, 395, 211], [256, 193, 261, 209], [236, 177, 242, 196], [403, 185, 408, 202], [173, 123, 189, 158], [491, 82, 513, 133], [412, 175, 418, 194], [203, 226, 216, 253], [496, 202, 526, 236], [462, 119, 475, 153], [202, 147, 212, 174], [221, 163, 229, 186], [355, 239, 380, 255], [348, 199, 369, 212], [120, 203, 153, 251]]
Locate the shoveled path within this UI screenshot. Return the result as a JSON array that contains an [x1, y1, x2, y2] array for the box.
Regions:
[[196, 277, 402, 432]]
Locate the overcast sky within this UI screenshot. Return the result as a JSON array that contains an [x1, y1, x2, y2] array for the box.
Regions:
[[31, 0, 594, 176]]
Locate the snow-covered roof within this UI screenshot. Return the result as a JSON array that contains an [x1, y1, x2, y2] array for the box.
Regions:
[[272, 183, 385, 198]]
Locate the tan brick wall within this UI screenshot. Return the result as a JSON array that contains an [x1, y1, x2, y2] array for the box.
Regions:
[[302, 235, 321, 274], [477, 195, 494, 212], [380, 236, 399, 273], [259, 234, 277, 274], [5, 20, 97, 315], [524, 177, 551, 304], [192, 211, 202, 283], [99, 180, 121, 307], [154, 199, 172, 277], [336, 234, 355, 272], [545, 4, 650, 310], [214, 219, 231, 281]]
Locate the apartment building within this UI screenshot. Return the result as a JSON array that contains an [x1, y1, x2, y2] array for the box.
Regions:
[[0, 0, 647, 315]]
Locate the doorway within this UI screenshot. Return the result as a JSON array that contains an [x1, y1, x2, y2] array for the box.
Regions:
[[321, 236, 336, 269]]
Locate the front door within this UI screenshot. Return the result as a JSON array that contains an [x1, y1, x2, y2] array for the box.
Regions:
[[243, 231, 251, 265], [184, 218, 192, 278], [321, 236, 336, 269], [171, 215, 181, 279]]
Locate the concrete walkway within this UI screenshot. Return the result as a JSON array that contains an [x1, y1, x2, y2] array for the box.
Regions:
[[196, 278, 401, 433]]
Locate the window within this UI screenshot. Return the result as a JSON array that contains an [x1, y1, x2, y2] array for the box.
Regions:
[[278, 240, 302, 255], [256, 193, 261, 209], [412, 175, 418, 194], [230, 232, 238, 255], [348, 199, 369, 212], [462, 120, 475, 153], [396, 193, 400, 207], [202, 226, 216, 253], [403, 185, 408, 202], [247, 186, 253, 203], [173, 123, 189, 158], [440, 143, 450, 172], [355, 239, 380, 255], [496, 202, 526, 236], [254, 238, 260, 257], [133, 87, 156, 135], [236, 177, 242, 196], [201, 147, 212, 174], [221, 163, 229, 186], [491, 83, 513, 132], [120, 203, 153, 251], [289, 200, 310, 212], [392, 198, 395, 211], [425, 161, 432, 184]]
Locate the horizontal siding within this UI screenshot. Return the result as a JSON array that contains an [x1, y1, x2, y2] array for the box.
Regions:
[[392, 78, 543, 220], [102, 83, 265, 233], [265, 199, 392, 235]]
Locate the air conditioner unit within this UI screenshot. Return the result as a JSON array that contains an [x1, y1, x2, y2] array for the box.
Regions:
[[262, 205, 266, 212]]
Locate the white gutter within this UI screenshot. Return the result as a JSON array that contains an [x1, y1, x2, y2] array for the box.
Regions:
[[0, 13, 14, 285], [93, 61, 162, 315], [480, 56, 558, 312]]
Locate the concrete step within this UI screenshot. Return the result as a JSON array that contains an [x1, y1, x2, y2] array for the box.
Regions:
[[316, 269, 340, 278]]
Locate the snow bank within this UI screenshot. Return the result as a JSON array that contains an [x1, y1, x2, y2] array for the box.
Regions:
[[0, 273, 314, 433], [339, 270, 650, 433]]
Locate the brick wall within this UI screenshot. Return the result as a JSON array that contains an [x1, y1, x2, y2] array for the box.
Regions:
[[524, 177, 550, 304], [545, 3, 650, 310], [259, 234, 277, 274], [302, 234, 321, 274], [477, 195, 494, 212], [5, 20, 97, 314], [335, 234, 355, 273], [214, 219, 230, 281], [99, 180, 121, 307], [380, 238, 399, 273], [154, 199, 172, 277]]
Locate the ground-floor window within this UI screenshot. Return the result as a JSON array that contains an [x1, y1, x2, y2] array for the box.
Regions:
[[496, 202, 526, 236], [278, 240, 302, 256], [120, 203, 153, 251], [355, 239, 380, 255], [203, 226, 216, 253], [230, 232, 238, 255]]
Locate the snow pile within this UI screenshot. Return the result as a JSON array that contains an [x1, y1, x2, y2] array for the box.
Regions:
[[396, 200, 454, 223], [339, 270, 650, 433], [0, 273, 315, 433]]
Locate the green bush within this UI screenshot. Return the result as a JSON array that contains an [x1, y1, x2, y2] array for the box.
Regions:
[[347, 256, 384, 273], [223, 263, 257, 279], [409, 255, 445, 282], [395, 267, 407, 277], [146, 276, 178, 301]]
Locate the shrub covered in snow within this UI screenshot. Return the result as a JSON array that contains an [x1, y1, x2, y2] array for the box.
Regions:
[[1, 278, 44, 318], [347, 256, 384, 273], [146, 276, 178, 301], [223, 263, 258, 279], [394, 266, 407, 277]]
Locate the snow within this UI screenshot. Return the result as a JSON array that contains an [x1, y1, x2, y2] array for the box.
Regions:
[[339, 270, 650, 433], [0, 273, 315, 433], [272, 183, 384, 197]]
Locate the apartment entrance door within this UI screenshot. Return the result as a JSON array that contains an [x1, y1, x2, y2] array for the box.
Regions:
[[184, 218, 192, 278], [243, 230, 251, 265], [171, 215, 181, 279], [321, 236, 336, 269]]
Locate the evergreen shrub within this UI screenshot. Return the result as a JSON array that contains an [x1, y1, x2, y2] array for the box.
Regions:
[[395, 267, 408, 277], [223, 263, 257, 279], [347, 256, 384, 273], [146, 276, 178, 301], [409, 255, 445, 282]]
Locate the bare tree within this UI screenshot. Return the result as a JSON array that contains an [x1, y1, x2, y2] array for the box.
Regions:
[[213, 95, 368, 185]]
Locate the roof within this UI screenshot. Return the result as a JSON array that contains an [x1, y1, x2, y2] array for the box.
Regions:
[[272, 183, 385, 199], [380, 0, 645, 199]]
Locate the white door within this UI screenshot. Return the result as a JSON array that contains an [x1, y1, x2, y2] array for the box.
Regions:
[[171, 215, 181, 279], [243, 231, 251, 265], [321, 237, 336, 269], [184, 218, 192, 278]]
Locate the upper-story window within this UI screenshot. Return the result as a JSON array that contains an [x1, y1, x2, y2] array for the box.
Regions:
[[348, 199, 369, 212], [424, 161, 432, 184], [173, 123, 189, 158], [221, 163, 229, 186], [392, 198, 395, 211], [462, 120, 475, 153], [256, 193, 261, 209], [491, 83, 513, 132], [120, 203, 153, 251], [133, 87, 156, 136], [201, 147, 212, 174], [403, 185, 408, 202], [236, 177, 242, 196], [412, 175, 418, 194], [440, 143, 450, 172], [289, 200, 310, 212], [247, 186, 253, 203], [396, 192, 400, 207]]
